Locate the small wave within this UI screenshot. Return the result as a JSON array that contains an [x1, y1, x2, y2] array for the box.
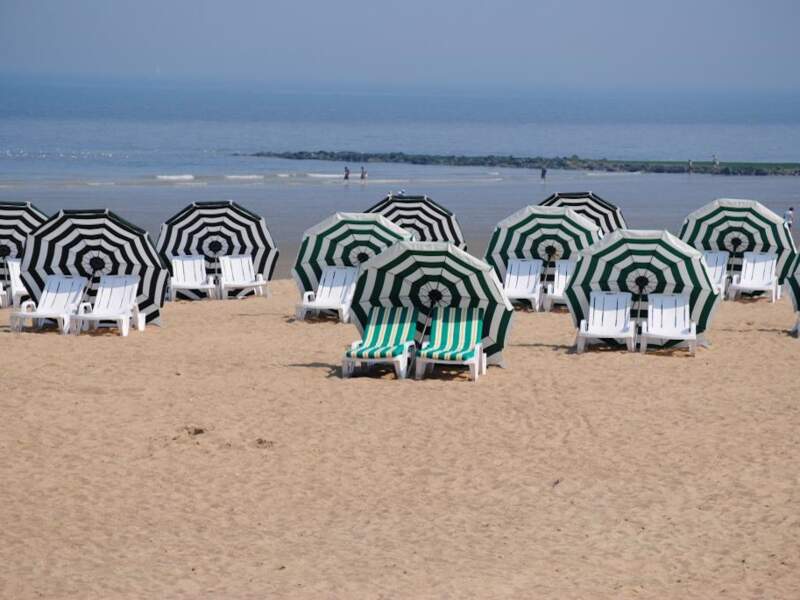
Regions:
[[224, 174, 265, 180], [306, 173, 342, 179], [276, 173, 291, 178], [156, 174, 195, 181], [585, 171, 641, 177], [86, 181, 116, 186]]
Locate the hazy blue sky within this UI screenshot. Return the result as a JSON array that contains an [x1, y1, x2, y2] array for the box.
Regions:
[[1, 0, 798, 90]]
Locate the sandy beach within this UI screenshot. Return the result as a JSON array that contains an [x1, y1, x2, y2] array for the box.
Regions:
[[1, 278, 799, 599]]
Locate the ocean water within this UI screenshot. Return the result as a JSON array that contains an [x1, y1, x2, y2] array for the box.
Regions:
[[1, 78, 799, 276]]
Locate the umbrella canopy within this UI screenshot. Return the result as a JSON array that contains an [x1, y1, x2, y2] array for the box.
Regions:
[[350, 241, 514, 361], [293, 212, 412, 294], [157, 201, 279, 299], [21, 209, 168, 323], [678, 198, 797, 284], [787, 254, 800, 315], [366, 193, 466, 248], [539, 191, 626, 236], [564, 229, 719, 337], [485, 206, 602, 280], [0, 201, 47, 283]]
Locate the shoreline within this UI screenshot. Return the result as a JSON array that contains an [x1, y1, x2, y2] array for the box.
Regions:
[[242, 150, 800, 176]]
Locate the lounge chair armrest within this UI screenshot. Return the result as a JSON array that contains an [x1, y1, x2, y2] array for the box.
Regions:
[[690, 322, 697, 336], [303, 291, 316, 303], [19, 299, 37, 312], [640, 321, 648, 335], [256, 274, 266, 283], [77, 302, 93, 315], [206, 275, 216, 286], [546, 283, 554, 295], [730, 274, 740, 285], [579, 319, 588, 333]]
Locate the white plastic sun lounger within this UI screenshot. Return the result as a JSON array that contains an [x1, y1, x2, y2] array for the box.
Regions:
[[639, 293, 697, 355], [0, 258, 27, 309], [543, 259, 576, 312], [296, 266, 358, 323], [169, 255, 216, 300], [70, 275, 143, 336], [218, 255, 269, 299], [503, 258, 544, 311], [702, 251, 729, 296], [10, 275, 87, 334], [575, 291, 635, 353], [727, 252, 780, 302]]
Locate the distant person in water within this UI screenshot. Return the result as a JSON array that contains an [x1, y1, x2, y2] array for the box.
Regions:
[[360, 166, 367, 180], [688, 159, 693, 173], [712, 154, 719, 168], [784, 207, 794, 229], [344, 166, 350, 181], [540, 167, 547, 180]]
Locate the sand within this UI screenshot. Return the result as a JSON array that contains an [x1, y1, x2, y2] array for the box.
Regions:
[[1, 278, 798, 599]]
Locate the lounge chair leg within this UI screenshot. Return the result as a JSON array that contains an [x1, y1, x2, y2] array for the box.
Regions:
[[469, 360, 479, 381], [640, 337, 647, 354], [120, 318, 129, 337], [576, 333, 585, 354], [414, 359, 425, 380]]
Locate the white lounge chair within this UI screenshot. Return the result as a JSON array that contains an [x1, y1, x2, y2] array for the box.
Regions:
[[218, 255, 269, 300], [503, 258, 544, 311], [575, 291, 635, 353], [727, 252, 779, 302], [639, 293, 697, 355], [70, 275, 143, 336], [296, 266, 358, 323], [10, 275, 87, 334], [169, 255, 216, 300], [702, 251, 729, 296], [0, 258, 27, 309], [543, 259, 576, 312]]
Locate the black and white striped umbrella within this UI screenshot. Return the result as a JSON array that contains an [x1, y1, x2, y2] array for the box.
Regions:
[[0, 201, 47, 284], [539, 191, 626, 236], [564, 230, 720, 341], [366, 193, 466, 248], [350, 241, 514, 363], [292, 212, 411, 294], [157, 201, 279, 299], [20, 209, 169, 323], [787, 254, 800, 317], [484, 206, 601, 281], [679, 198, 797, 284]]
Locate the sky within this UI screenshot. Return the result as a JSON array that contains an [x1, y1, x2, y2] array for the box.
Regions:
[[1, 0, 799, 91]]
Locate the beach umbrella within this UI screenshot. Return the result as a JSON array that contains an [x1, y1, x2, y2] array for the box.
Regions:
[[366, 193, 467, 249], [0, 201, 47, 285], [20, 209, 168, 323], [678, 198, 797, 284], [292, 212, 412, 294], [484, 206, 602, 281], [787, 254, 800, 317], [157, 201, 279, 299], [564, 230, 719, 342], [350, 241, 514, 363], [539, 191, 626, 236]]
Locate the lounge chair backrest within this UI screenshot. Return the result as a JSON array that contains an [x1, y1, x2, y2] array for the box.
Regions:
[[739, 252, 777, 285], [551, 259, 576, 296], [171, 256, 209, 286], [362, 306, 419, 346], [38, 276, 87, 312], [427, 307, 484, 351], [7, 258, 26, 296], [647, 293, 692, 335], [220, 255, 257, 284], [316, 266, 358, 303], [702, 251, 729, 290], [504, 258, 543, 294], [93, 275, 139, 312], [587, 291, 632, 334]]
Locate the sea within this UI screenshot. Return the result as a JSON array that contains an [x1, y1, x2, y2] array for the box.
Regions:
[[1, 77, 799, 276]]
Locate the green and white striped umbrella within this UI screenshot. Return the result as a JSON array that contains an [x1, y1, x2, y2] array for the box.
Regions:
[[485, 206, 602, 280], [565, 230, 720, 337], [679, 198, 797, 284], [292, 212, 411, 294], [351, 241, 514, 362], [787, 254, 800, 315]]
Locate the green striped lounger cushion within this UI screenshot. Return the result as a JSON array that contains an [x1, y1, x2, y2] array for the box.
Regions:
[[346, 306, 418, 359], [418, 307, 484, 362]]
